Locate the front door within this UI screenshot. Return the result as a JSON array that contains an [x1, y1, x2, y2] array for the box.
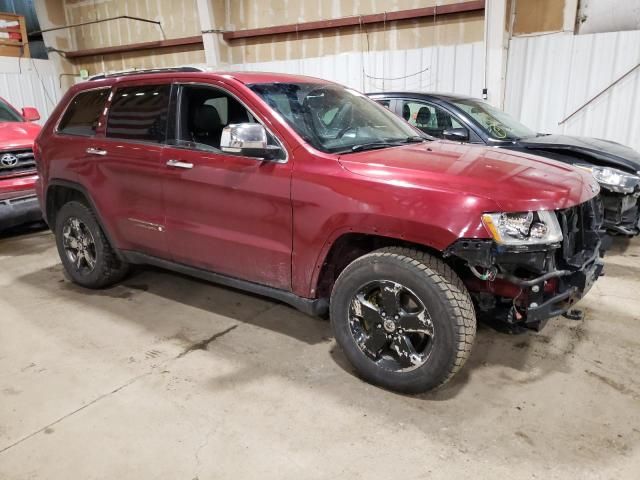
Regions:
[[161, 83, 293, 290], [398, 100, 465, 139]]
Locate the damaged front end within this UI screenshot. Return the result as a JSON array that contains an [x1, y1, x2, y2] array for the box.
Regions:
[[600, 189, 640, 235], [445, 197, 609, 331], [574, 164, 640, 235]]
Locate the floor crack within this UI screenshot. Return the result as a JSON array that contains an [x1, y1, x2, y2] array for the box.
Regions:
[[177, 324, 238, 358], [0, 370, 152, 455]]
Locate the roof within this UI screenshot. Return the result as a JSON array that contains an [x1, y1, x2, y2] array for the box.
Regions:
[[367, 91, 479, 102], [85, 68, 332, 86], [223, 71, 334, 85]]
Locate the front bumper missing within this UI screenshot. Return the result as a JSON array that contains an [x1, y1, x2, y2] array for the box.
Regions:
[[445, 237, 605, 330], [524, 257, 603, 327], [601, 190, 640, 235]]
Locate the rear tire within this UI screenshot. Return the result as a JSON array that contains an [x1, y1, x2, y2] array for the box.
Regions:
[[54, 201, 129, 288], [330, 247, 476, 394]]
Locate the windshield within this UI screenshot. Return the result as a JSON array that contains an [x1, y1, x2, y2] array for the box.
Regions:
[[249, 82, 424, 153], [0, 98, 23, 123], [449, 98, 535, 140]]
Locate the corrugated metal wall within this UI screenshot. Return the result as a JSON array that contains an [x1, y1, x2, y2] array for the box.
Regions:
[[224, 42, 485, 96], [0, 58, 61, 123], [504, 29, 640, 151]]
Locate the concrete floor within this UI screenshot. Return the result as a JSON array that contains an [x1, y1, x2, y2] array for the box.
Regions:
[[0, 227, 639, 480]]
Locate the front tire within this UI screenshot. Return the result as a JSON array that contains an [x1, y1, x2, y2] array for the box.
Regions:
[[54, 201, 129, 288], [330, 247, 476, 394]]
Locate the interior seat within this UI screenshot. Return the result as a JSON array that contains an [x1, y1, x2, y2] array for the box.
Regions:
[[415, 107, 431, 127], [402, 103, 411, 121], [191, 104, 222, 147]]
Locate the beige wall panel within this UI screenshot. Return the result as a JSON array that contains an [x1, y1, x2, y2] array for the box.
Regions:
[[64, 0, 202, 50], [226, 0, 474, 29], [512, 0, 565, 35], [221, 11, 483, 64]]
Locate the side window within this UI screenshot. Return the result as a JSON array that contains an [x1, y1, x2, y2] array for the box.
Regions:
[[175, 85, 280, 154], [106, 85, 170, 143], [400, 100, 463, 138], [375, 99, 391, 110], [57, 89, 109, 136]]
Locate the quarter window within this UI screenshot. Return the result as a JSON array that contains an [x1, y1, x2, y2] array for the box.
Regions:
[[106, 85, 170, 143], [57, 89, 109, 136]]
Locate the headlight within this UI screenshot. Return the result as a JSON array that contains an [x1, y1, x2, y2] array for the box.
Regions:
[[482, 211, 563, 245], [575, 164, 640, 194]]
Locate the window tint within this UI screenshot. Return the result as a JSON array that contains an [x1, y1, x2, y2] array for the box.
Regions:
[[58, 89, 109, 136], [375, 99, 391, 110], [106, 85, 170, 143], [401, 100, 463, 138]]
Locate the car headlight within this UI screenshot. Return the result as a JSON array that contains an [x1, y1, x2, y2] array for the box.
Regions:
[[481, 211, 563, 245], [575, 164, 640, 194]]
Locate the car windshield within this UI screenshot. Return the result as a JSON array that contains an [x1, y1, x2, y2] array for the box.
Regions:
[[448, 98, 535, 140], [0, 98, 23, 123], [249, 82, 424, 153]]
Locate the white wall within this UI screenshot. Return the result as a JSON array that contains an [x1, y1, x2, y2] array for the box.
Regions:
[[223, 42, 485, 97], [504, 30, 640, 152], [0, 57, 62, 123]]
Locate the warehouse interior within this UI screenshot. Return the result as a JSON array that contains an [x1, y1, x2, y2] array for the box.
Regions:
[[1, 1, 639, 479]]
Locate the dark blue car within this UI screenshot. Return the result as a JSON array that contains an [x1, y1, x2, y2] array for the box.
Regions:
[[368, 92, 640, 236]]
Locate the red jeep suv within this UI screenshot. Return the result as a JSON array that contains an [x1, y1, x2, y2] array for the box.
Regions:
[[35, 69, 606, 393], [0, 97, 42, 231]]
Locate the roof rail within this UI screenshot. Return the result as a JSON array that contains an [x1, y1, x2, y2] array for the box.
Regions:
[[88, 66, 208, 81]]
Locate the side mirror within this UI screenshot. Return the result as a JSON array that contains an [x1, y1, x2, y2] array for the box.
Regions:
[[220, 123, 283, 160], [22, 107, 40, 122], [442, 127, 469, 142]]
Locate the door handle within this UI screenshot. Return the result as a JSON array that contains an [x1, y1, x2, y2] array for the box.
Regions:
[[86, 147, 107, 156], [166, 159, 194, 169]]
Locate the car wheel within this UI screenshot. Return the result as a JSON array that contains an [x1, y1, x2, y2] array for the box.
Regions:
[[330, 247, 476, 394], [54, 201, 129, 288]]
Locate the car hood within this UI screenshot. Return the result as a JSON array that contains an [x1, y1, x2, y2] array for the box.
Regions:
[[338, 141, 599, 212], [517, 134, 640, 173], [0, 121, 40, 150]]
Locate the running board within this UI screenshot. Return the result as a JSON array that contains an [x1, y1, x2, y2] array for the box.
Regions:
[[120, 251, 329, 317]]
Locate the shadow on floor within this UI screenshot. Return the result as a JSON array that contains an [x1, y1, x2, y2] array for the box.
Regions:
[[11, 232, 583, 402]]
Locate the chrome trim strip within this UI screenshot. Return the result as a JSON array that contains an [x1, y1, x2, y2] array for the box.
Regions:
[[127, 217, 165, 232]]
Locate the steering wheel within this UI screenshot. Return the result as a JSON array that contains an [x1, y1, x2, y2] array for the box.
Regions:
[[336, 125, 358, 139]]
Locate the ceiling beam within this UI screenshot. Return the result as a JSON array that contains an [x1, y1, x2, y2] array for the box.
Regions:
[[64, 36, 203, 59]]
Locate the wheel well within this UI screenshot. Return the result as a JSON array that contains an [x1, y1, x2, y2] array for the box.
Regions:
[[315, 233, 443, 299], [45, 185, 89, 228]]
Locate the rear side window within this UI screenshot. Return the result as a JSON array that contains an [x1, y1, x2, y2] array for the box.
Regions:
[[106, 85, 170, 143], [57, 89, 109, 136]]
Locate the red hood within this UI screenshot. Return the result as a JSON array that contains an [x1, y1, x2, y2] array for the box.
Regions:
[[338, 141, 600, 212], [0, 121, 40, 150]]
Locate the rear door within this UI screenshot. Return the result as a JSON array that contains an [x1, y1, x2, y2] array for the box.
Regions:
[[160, 82, 293, 290], [86, 81, 171, 257]]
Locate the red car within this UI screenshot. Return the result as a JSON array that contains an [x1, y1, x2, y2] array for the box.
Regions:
[[35, 69, 605, 393], [0, 96, 42, 231]]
